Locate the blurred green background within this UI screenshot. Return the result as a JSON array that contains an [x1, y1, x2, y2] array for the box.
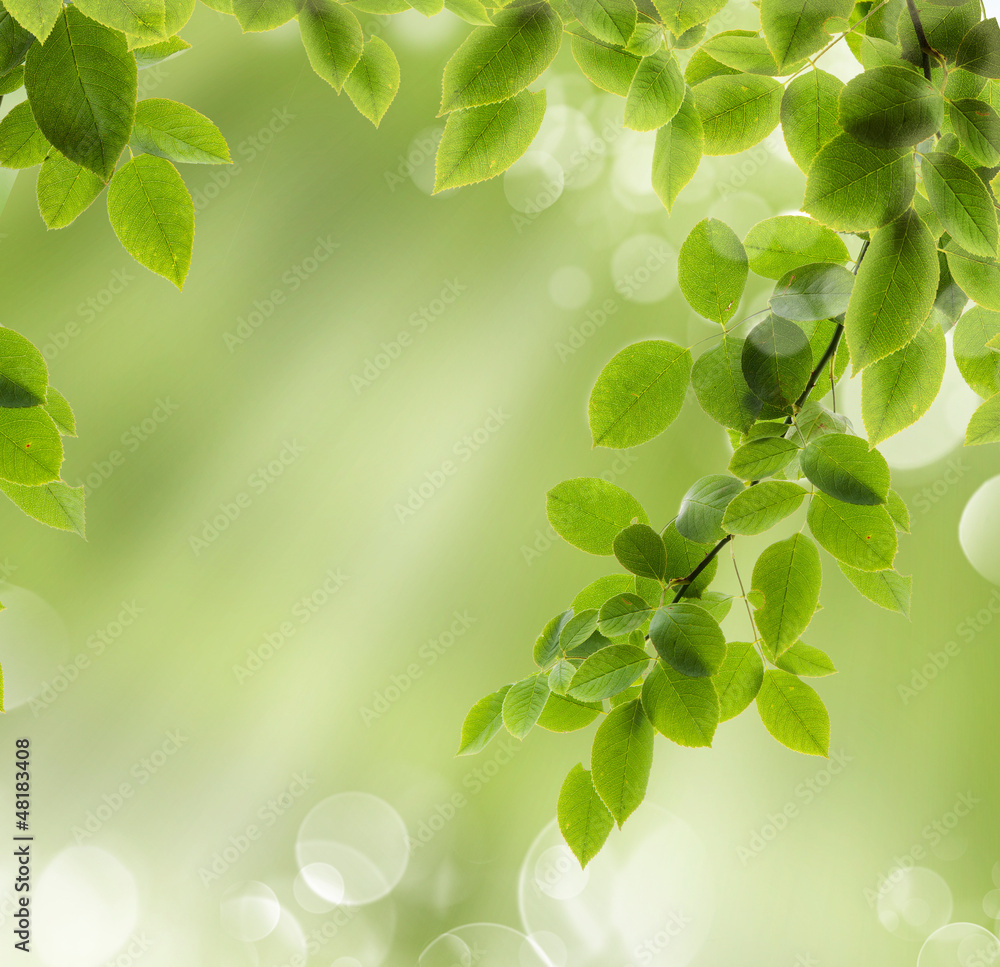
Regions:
[[0, 2, 998, 965]]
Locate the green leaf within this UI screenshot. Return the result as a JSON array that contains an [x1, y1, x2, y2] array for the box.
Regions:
[[722, 480, 807, 535], [803, 133, 915, 232], [751, 533, 822, 657], [0, 327, 47, 407], [675, 473, 744, 544], [781, 68, 843, 171], [568, 644, 650, 702], [538, 692, 602, 731], [897, 0, 980, 65], [502, 674, 550, 738], [298, 0, 362, 91], [948, 98, 1000, 167], [131, 98, 230, 165], [626, 20, 663, 56], [921, 151, 999, 258], [434, 89, 546, 192], [653, 0, 725, 34], [966, 392, 1000, 445], [558, 763, 615, 868], [769, 263, 854, 322], [651, 84, 702, 213], [440, 5, 561, 113], [641, 659, 719, 747], [0, 406, 62, 484], [886, 489, 910, 532], [844, 209, 939, 370], [0, 478, 84, 535], [73, 0, 165, 41], [756, 668, 829, 756], [760, 0, 853, 72], [566, 0, 635, 46], [598, 591, 653, 637], [662, 523, 718, 597], [648, 602, 726, 678], [613, 522, 667, 581], [945, 240, 1000, 312], [343, 36, 399, 127], [861, 323, 947, 445], [838, 65, 943, 148], [36, 151, 106, 229], [534, 610, 573, 667], [0, 65, 24, 95], [458, 684, 512, 754], [800, 432, 890, 505], [838, 562, 911, 615], [954, 306, 1000, 398], [547, 477, 648, 555], [548, 657, 578, 694], [744, 215, 850, 281], [107, 155, 193, 289], [573, 574, 633, 612], [806, 492, 897, 570], [590, 698, 653, 826], [693, 74, 783, 155], [741, 314, 813, 412], [444, 0, 492, 23], [677, 217, 748, 324], [233, 0, 298, 31], [729, 435, 798, 480], [691, 335, 762, 433], [4, 0, 60, 41], [24, 7, 137, 181], [0, 100, 46, 167], [713, 640, 763, 721], [700, 32, 798, 76], [685, 28, 748, 84], [43, 387, 76, 436], [569, 29, 639, 96], [775, 641, 837, 677], [588, 339, 692, 448], [559, 609, 601, 654], [0, 8, 31, 77], [624, 50, 683, 131], [133, 36, 192, 70], [955, 16, 1000, 78]]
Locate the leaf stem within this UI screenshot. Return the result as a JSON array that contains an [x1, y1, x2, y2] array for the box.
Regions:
[[905, 0, 934, 82], [671, 236, 873, 605]]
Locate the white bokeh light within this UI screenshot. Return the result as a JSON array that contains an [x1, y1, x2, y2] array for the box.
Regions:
[[959, 475, 1000, 585], [35, 847, 138, 967], [419, 923, 555, 967], [518, 807, 713, 966], [295, 792, 409, 906], [0, 584, 71, 711], [220, 881, 281, 942], [611, 234, 677, 304], [918, 922, 1000, 967], [504, 151, 564, 214], [876, 867, 953, 942]]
